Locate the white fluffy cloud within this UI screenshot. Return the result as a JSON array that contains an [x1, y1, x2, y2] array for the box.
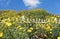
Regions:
[[23, 0, 41, 8]]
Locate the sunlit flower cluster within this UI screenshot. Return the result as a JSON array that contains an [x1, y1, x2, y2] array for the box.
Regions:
[[5, 22, 12, 27], [27, 27, 33, 33]]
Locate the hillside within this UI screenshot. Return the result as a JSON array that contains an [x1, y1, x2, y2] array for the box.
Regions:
[[0, 9, 59, 18], [0, 9, 60, 39], [18, 9, 54, 18]]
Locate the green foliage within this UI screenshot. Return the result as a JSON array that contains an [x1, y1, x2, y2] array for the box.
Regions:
[[18, 9, 53, 19], [0, 9, 60, 39]]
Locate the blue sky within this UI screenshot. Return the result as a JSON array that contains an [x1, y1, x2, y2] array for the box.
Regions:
[[0, 0, 60, 15]]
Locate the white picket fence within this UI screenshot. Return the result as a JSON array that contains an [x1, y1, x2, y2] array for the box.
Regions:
[[20, 16, 60, 23], [20, 18, 60, 23]]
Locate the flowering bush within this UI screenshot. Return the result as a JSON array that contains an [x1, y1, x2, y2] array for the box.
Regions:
[[0, 10, 60, 39]]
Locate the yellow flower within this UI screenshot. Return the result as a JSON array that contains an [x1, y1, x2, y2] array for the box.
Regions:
[[50, 32, 52, 34], [17, 25, 21, 29], [47, 19, 50, 22], [19, 27, 23, 30], [1, 19, 6, 23], [30, 27, 33, 30], [27, 29, 32, 32], [51, 16, 54, 18], [0, 32, 3, 37], [57, 37, 60, 39], [50, 29, 52, 31], [47, 26, 50, 29], [45, 26, 51, 31], [6, 22, 12, 27]]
